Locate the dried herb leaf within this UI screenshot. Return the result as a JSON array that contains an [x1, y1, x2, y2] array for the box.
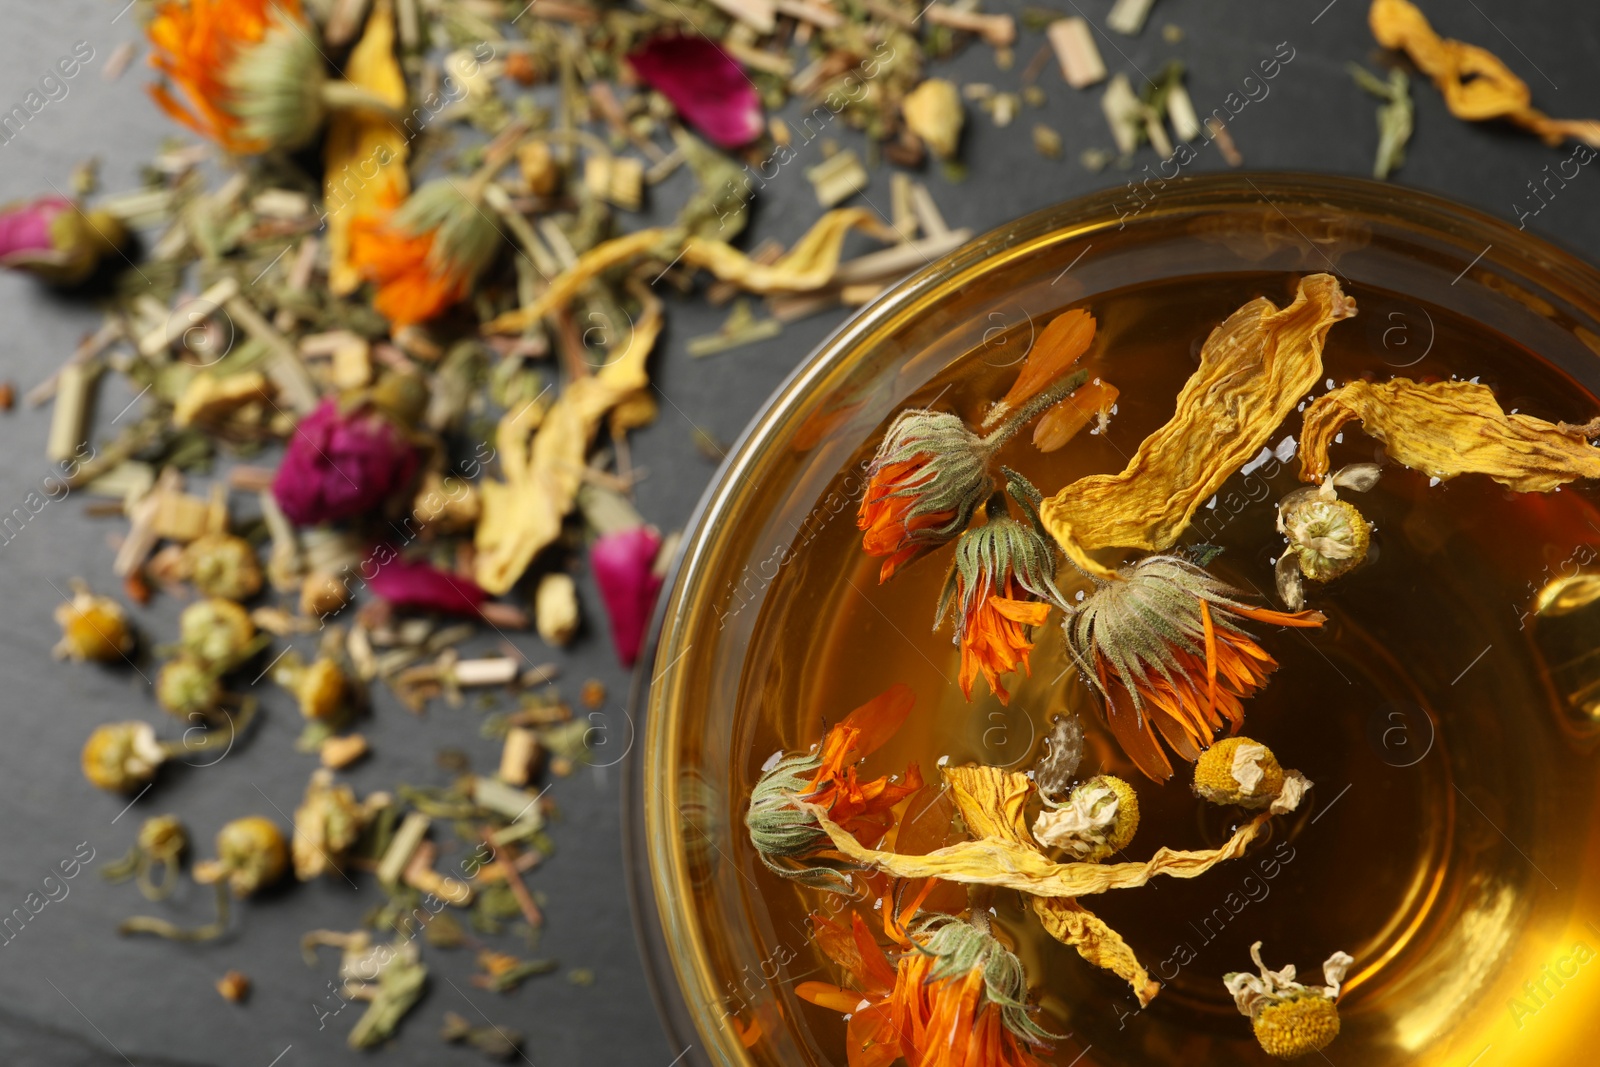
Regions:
[[1349, 64, 1413, 179], [1039, 274, 1356, 578], [1298, 377, 1600, 493]]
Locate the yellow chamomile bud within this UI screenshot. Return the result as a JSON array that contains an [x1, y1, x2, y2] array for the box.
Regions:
[[295, 657, 347, 721], [1193, 737, 1285, 809], [179, 598, 257, 671], [186, 533, 264, 601], [195, 816, 288, 897], [54, 585, 134, 663], [82, 721, 166, 793], [157, 656, 224, 717]]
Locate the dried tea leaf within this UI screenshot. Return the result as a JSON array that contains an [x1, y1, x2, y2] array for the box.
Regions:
[[1370, 0, 1600, 148], [474, 287, 663, 593], [1298, 377, 1600, 493], [1039, 274, 1356, 578], [1349, 64, 1413, 179], [324, 0, 410, 294]]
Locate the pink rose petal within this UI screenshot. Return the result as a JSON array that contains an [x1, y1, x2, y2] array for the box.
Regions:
[[367, 554, 487, 616], [628, 35, 762, 149], [591, 526, 664, 668]]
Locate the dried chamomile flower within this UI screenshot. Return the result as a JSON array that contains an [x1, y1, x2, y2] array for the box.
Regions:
[[1031, 712, 1085, 805], [1225, 941, 1354, 1059], [157, 656, 224, 717], [292, 769, 382, 881], [1064, 555, 1325, 782], [104, 814, 188, 900], [178, 598, 261, 672], [1032, 774, 1139, 861], [194, 816, 289, 897], [81, 721, 166, 793], [185, 533, 264, 601], [1275, 464, 1379, 610], [275, 652, 349, 721], [936, 493, 1068, 704], [1193, 736, 1286, 808], [53, 582, 134, 663]]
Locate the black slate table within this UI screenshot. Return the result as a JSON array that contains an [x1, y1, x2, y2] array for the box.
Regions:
[[0, 1, 1596, 1064]]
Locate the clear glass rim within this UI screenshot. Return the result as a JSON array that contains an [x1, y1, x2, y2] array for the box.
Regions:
[[622, 171, 1600, 1066]]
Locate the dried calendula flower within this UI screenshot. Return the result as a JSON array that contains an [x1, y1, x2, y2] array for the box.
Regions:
[[54, 582, 134, 662], [349, 178, 502, 328], [1040, 275, 1355, 578], [147, 0, 400, 154], [937, 489, 1067, 704], [1193, 737, 1286, 809], [179, 598, 261, 672], [82, 721, 166, 792], [799, 913, 1059, 1066], [1275, 464, 1380, 610], [157, 656, 224, 717], [194, 816, 288, 897], [1298, 377, 1600, 493], [186, 533, 264, 601], [903, 78, 965, 159], [984, 308, 1096, 429], [1065, 555, 1325, 781], [860, 376, 1087, 584], [1225, 941, 1355, 1059], [746, 684, 921, 889], [1369, 0, 1600, 149], [1032, 774, 1139, 861]]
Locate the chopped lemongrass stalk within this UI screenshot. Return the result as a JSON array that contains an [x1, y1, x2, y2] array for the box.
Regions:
[[1047, 18, 1106, 89], [805, 150, 869, 208], [723, 39, 795, 77], [402, 839, 473, 904], [1167, 81, 1201, 141], [223, 295, 319, 413], [250, 188, 312, 219], [1101, 74, 1144, 156], [924, 4, 1016, 47], [1107, 0, 1158, 36], [705, 0, 777, 32], [471, 776, 546, 829], [1207, 117, 1244, 165], [376, 811, 430, 888], [891, 172, 919, 239], [774, 0, 843, 27], [499, 727, 542, 786], [840, 283, 886, 306], [910, 181, 950, 237], [832, 230, 973, 285], [136, 278, 239, 356], [46, 363, 94, 463], [450, 658, 521, 687]]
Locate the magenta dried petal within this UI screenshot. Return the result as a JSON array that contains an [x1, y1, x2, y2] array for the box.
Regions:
[[367, 555, 487, 615], [591, 526, 664, 668], [628, 35, 762, 149], [0, 197, 68, 259], [271, 400, 420, 526]]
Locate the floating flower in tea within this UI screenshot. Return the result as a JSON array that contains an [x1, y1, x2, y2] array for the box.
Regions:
[[1031, 774, 1139, 861], [1225, 941, 1354, 1059], [1064, 555, 1326, 782], [1192, 736, 1286, 809], [1275, 464, 1379, 610]]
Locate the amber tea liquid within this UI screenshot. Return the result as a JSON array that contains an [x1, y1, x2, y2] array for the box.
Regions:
[[730, 272, 1600, 1066]]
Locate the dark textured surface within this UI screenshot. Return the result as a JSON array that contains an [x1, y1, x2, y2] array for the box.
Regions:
[[0, 2, 1596, 1065]]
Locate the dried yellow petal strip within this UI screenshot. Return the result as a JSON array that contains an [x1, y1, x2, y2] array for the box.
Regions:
[[1298, 377, 1600, 493], [482, 209, 896, 335], [473, 286, 664, 594], [324, 0, 410, 294], [684, 208, 897, 293], [1370, 0, 1600, 148], [812, 804, 1270, 895], [1033, 898, 1162, 1007], [1039, 274, 1356, 578], [942, 767, 1161, 1005]]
